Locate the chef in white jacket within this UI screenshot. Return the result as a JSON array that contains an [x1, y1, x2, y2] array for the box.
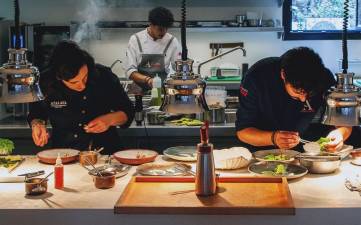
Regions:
[[124, 7, 181, 94]]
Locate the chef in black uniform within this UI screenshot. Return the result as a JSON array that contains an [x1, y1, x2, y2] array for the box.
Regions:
[[236, 47, 352, 152], [28, 40, 134, 154]]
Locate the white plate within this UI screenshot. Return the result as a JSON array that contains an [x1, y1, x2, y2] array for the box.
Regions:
[[137, 162, 192, 176], [163, 146, 197, 162]]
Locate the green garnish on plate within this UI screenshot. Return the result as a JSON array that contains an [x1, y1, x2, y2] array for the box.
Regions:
[[317, 137, 331, 151], [261, 164, 287, 176], [263, 154, 288, 161]]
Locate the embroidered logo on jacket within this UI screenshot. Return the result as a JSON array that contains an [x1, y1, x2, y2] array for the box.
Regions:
[[50, 101, 68, 109], [240, 86, 248, 97]]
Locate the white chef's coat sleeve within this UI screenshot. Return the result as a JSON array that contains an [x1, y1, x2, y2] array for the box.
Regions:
[[123, 35, 140, 79], [169, 37, 182, 71]]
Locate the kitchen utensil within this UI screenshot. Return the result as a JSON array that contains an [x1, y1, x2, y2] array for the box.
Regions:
[[174, 163, 196, 176], [136, 162, 193, 176], [195, 122, 217, 196], [163, 146, 197, 161], [247, 19, 261, 27], [88, 164, 131, 178], [95, 147, 104, 153], [202, 106, 226, 124], [25, 177, 48, 195], [225, 96, 239, 109], [303, 143, 353, 159], [79, 151, 98, 166], [350, 148, 361, 166], [113, 149, 158, 165], [248, 161, 308, 180], [253, 149, 300, 162], [299, 138, 311, 144], [92, 171, 116, 189], [298, 154, 341, 174], [84, 157, 102, 177], [225, 109, 237, 123], [37, 149, 79, 164], [32, 172, 53, 192], [213, 147, 252, 169], [146, 111, 166, 125], [18, 170, 45, 178], [236, 15, 246, 26]]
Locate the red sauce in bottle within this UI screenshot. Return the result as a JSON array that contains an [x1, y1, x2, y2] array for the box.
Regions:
[[54, 154, 64, 189]]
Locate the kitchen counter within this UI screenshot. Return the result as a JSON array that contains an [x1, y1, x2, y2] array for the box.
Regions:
[[0, 156, 360, 225], [0, 116, 235, 137]]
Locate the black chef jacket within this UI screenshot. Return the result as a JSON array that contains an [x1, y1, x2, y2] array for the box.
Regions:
[[235, 57, 335, 151], [28, 64, 135, 154]]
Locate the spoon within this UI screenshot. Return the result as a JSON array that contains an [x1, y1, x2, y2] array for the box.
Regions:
[[33, 172, 54, 192], [95, 147, 104, 154], [84, 157, 103, 177]]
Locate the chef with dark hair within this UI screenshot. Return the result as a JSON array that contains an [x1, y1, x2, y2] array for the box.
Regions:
[[236, 47, 352, 152], [124, 6, 181, 93], [28, 40, 134, 154]]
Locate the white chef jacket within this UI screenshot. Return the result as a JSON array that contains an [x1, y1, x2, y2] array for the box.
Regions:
[[123, 28, 181, 78]]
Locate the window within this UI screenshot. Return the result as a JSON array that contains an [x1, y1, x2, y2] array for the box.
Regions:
[[283, 0, 361, 40]]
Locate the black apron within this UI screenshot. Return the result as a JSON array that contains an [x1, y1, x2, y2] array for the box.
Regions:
[[128, 34, 174, 94]]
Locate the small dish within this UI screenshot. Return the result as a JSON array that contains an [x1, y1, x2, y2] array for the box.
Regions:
[[163, 146, 197, 161], [25, 178, 48, 195], [350, 149, 361, 166], [248, 161, 308, 180], [113, 149, 158, 165], [137, 162, 192, 176], [79, 151, 98, 166], [91, 171, 116, 189], [37, 149, 79, 164], [253, 149, 300, 162]]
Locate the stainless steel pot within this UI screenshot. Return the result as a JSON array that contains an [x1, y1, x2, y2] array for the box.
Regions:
[[225, 109, 237, 123], [146, 111, 166, 125], [297, 153, 341, 174], [196, 107, 225, 124]]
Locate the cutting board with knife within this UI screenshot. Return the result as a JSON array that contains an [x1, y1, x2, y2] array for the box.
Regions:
[[114, 176, 295, 215]]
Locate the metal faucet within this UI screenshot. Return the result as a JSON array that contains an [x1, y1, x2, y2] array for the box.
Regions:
[[197, 46, 246, 74], [110, 59, 122, 70]]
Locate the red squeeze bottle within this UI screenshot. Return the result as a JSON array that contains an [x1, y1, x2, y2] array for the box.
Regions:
[[54, 153, 64, 189]]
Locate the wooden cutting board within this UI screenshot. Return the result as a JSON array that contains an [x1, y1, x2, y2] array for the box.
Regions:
[[114, 176, 295, 215]]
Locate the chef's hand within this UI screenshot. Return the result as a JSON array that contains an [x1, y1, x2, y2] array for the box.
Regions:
[[273, 131, 300, 150], [84, 115, 112, 133], [324, 129, 343, 152], [146, 77, 153, 88], [31, 120, 49, 147]]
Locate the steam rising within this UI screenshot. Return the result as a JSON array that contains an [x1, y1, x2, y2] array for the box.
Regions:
[[72, 0, 101, 43]]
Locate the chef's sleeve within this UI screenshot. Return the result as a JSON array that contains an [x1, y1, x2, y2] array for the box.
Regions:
[[27, 100, 49, 126], [123, 35, 139, 79], [169, 37, 182, 71], [235, 76, 260, 131], [107, 73, 135, 129]]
